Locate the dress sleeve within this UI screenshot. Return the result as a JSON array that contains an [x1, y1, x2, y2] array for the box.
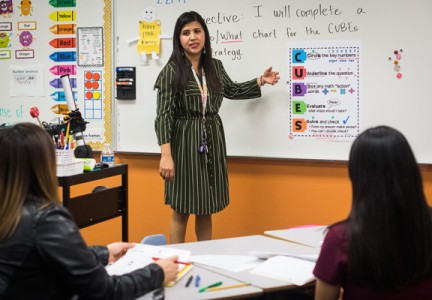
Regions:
[[154, 64, 176, 145], [313, 226, 347, 286], [36, 206, 164, 300], [215, 59, 262, 100]]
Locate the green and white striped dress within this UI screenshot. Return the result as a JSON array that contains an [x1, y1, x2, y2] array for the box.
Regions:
[[155, 58, 261, 215]]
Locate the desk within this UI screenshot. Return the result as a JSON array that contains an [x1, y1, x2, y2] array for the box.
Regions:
[[58, 164, 128, 241], [137, 265, 262, 300], [264, 226, 327, 248], [169, 235, 319, 293]]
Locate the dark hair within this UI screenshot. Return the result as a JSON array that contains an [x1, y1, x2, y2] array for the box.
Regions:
[[168, 11, 221, 93], [0, 123, 59, 241], [348, 126, 432, 288]]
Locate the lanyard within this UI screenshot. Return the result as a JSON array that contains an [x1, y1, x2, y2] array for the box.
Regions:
[[191, 67, 208, 121], [192, 67, 210, 157]]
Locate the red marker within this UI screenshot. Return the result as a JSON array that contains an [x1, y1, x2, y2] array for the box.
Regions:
[[152, 257, 191, 265], [29, 106, 43, 127]]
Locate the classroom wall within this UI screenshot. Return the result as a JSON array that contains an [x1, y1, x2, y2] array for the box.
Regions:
[[79, 154, 432, 245]]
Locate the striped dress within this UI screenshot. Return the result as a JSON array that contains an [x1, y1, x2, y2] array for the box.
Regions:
[[154, 58, 261, 215]]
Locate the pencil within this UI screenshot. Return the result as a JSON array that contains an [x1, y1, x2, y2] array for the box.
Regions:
[[205, 282, 249, 292]]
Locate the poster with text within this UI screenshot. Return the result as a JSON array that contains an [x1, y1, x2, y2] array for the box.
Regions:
[[288, 40, 360, 142]]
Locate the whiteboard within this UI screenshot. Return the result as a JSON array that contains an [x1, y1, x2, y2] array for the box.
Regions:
[[113, 0, 432, 163]]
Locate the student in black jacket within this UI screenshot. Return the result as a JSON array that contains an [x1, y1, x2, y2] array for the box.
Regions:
[[0, 123, 179, 300]]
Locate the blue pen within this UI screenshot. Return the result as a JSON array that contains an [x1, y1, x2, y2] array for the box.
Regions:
[[195, 275, 200, 287]]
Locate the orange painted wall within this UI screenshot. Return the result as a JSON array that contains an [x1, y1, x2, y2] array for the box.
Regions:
[[79, 153, 432, 246]]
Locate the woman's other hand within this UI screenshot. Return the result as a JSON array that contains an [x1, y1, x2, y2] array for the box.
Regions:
[[154, 256, 179, 283], [106, 242, 135, 263]]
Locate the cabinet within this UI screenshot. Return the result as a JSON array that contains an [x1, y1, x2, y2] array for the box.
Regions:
[[58, 164, 128, 241]]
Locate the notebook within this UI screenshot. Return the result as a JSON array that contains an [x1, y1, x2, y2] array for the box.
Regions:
[[106, 244, 192, 286]]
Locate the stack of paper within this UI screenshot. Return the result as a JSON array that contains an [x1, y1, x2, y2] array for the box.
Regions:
[[248, 250, 319, 262], [106, 244, 192, 286], [250, 256, 316, 286], [191, 255, 261, 272]]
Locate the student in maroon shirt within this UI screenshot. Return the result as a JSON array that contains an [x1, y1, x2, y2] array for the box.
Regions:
[[313, 126, 432, 300]]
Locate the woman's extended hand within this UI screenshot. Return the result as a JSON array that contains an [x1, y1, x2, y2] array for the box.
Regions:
[[154, 256, 179, 283], [106, 242, 135, 263], [261, 66, 280, 86]]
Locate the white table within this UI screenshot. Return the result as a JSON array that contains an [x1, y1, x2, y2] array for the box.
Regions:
[[137, 265, 262, 300], [168, 235, 319, 292]]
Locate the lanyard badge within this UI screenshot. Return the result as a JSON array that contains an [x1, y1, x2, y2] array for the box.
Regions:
[[192, 67, 209, 157]]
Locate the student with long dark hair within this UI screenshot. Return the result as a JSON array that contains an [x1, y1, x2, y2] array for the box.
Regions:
[[0, 123, 179, 300], [313, 126, 432, 299], [154, 11, 280, 243]]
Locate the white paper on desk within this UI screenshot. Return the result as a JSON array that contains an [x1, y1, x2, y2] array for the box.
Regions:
[[191, 255, 261, 272], [106, 244, 191, 276], [250, 256, 316, 286], [249, 251, 318, 262]]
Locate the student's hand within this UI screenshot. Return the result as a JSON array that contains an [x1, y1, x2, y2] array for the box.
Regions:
[[160, 154, 175, 181], [154, 256, 179, 283], [261, 66, 280, 86], [106, 242, 135, 263]]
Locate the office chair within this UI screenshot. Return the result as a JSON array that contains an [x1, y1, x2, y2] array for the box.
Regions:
[[140, 233, 167, 246]]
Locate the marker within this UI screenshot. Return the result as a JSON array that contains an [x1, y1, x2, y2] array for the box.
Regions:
[[199, 281, 223, 293], [49, 38, 76, 48], [51, 91, 77, 102], [60, 130, 65, 148], [152, 257, 191, 265], [50, 77, 77, 89], [195, 275, 200, 287], [185, 275, 193, 287], [116, 67, 134, 72], [49, 0, 76, 8], [117, 78, 134, 82], [49, 24, 77, 35], [206, 282, 249, 292], [51, 104, 69, 114], [65, 122, 71, 144], [49, 64, 76, 76], [49, 51, 76, 62], [49, 10, 76, 22]]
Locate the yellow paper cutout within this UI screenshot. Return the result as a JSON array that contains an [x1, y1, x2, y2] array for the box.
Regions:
[[138, 20, 161, 55]]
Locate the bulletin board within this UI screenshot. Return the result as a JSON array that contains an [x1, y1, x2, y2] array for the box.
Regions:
[[0, 0, 112, 150], [115, 0, 431, 162]]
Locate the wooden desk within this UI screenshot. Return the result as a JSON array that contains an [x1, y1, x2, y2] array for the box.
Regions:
[[169, 235, 319, 293], [58, 164, 128, 241]]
